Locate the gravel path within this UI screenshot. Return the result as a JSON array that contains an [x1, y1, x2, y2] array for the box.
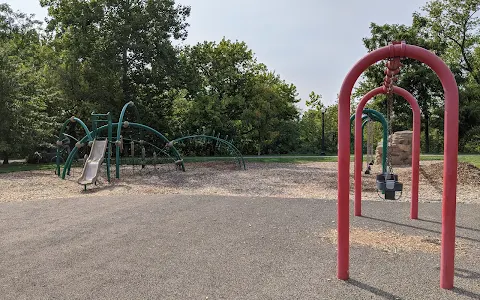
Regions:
[[0, 161, 478, 203]]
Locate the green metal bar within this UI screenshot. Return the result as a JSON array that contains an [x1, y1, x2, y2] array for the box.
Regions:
[[72, 117, 92, 141], [56, 117, 92, 177], [361, 119, 370, 165], [350, 109, 388, 173], [62, 122, 184, 179], [115, 101, 140, 179], [350, 113, 379, 126], [170, 135, 246, 170], [107, 112, 112, 182], [60, 133, 80, 161], [350, 114, 372, 158], [121, 138, 175, 161], [62, 133, 79, 143], [359, 115, 373, 165], [91, 114, 98, 139], [130, 123, 184, 172], [55, 120, 69, 177], [91, 111, 113, 139], [363, 109, 388, 173]]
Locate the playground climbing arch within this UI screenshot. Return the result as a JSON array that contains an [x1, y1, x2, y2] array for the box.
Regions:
[[61, 122, 186, 180], [168, 135, 246, 170]]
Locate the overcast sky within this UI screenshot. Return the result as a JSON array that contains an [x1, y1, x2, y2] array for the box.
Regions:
[[5, 0, 429, 112]]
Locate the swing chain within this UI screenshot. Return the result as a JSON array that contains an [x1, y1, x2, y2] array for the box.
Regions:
[[367, 118, 373, 164], [386, 91, 394, 175]]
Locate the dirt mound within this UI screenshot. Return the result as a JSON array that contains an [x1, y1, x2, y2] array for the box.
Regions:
[[420, 162, 480, 185]]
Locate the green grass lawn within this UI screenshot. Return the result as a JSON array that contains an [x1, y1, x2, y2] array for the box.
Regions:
[[246, 154, 480, 167], [1, 154, 479, 174], [458, 154, 480, 167], [244, 156, 338, 163], [418, 154, 480, 167], [0, 162, 57, 174]]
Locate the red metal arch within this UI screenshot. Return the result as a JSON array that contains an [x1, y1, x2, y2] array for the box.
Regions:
[[354, 86, 421, 219], [337, 42, 458, 289]]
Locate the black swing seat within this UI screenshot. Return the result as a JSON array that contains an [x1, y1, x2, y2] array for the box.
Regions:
[[376, 173, 403, 200]]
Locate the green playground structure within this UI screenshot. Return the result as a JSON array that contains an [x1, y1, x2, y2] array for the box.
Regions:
[[169, 135, 246, 170], [55, 102, 246, 190], [350, 109, 388, 173]]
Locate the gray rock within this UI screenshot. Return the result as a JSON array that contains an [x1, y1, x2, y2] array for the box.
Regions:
[[375, 131, 413, 166]]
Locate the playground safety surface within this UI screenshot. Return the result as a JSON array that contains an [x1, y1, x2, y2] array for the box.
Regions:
[[1, 161, 480, 204], [0, 194, 478, 299]]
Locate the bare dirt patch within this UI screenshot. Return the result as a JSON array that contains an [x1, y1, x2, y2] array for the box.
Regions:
[[0, 160, 479, 203], [320, 227, 471, 255]]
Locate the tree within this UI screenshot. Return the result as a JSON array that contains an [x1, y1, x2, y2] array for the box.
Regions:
[[416, 0, 480, 84], [355, 21, 450, 153], [175, 39, 261, 135], [415, 0, 480, 152], [40, 0, 191, 128], [175, 38, 300, 154], [298, 91, 323, 154], [0, 4, 56, 163], [299, 94, 338, 155], [240, 72, 300, 155], [306, 91, 323, 110]]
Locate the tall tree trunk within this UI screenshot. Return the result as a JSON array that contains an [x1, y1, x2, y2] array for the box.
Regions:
[[2, 151, 8, 164], [257, 138, 262, 156], [257, 132, 262, 156], [425, 112, 430, 153]]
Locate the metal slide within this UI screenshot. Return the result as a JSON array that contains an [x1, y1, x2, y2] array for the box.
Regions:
[[77, 139, 108, 186]]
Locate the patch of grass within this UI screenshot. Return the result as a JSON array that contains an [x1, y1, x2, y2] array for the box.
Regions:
[[420, 154, 480, 168], [183, 156, 239, 163], [459, 155, 480, 168], [246, 154, 480, 166], [245, 156, 338, 163], [420, 154, 444, 161], [1, 154, 479, 174], [0, 162, 56, 174]]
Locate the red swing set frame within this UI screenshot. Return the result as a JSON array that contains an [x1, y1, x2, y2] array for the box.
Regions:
[[336, 41, 459, 289]]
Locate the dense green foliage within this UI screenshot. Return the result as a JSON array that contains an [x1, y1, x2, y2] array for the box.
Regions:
[[0, 4, 56, 163], [351, 0, 480, 153], [171, 39, 300, 155], [1, 0, 480, 162]]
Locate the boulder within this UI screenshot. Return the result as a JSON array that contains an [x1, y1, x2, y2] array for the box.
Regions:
[[396, 143, 412, 153], [375, 131, 413, 166]]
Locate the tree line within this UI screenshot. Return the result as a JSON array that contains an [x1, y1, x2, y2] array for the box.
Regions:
[[0, 0, 479, 164]]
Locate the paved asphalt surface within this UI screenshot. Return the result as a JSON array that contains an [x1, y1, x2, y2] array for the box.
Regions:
[[0, 195, 479, 299]]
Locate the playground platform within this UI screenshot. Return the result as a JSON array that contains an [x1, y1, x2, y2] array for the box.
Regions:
[[0, 195, 478, 299]]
